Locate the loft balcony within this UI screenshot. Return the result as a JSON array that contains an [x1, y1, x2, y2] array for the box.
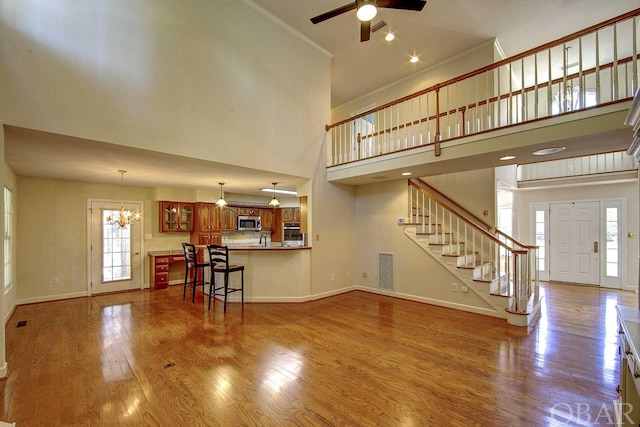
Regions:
[[325, 9, 640, 184]]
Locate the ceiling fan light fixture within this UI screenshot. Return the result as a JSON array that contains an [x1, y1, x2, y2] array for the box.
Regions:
[[356, 1, 377, 21]]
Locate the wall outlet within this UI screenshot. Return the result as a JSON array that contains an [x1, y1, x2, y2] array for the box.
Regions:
[[451, 282, 458, 292], [362, 272, 368, 278], [316, 234, 320, 241], [461, 285, 469, 293], [52, 277, 59, 285], [331, 273, 336, 281]]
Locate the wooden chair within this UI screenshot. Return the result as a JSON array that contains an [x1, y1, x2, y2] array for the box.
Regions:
[[206, 244, 245, 312], [182, 242, 208, 303]]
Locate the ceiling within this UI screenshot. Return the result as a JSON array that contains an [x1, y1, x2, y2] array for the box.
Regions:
[[249, 0, 640, 107], [5, 0, 640, 195]]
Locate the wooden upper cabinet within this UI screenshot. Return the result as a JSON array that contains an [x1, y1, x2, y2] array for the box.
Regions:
[[160, 201, 194, 232], [237, 207, 259, 216], [282, 207, 300, 223], [220, 206, 237, 231], [195, 203, 220, 232], [259, 208, 276, 231]]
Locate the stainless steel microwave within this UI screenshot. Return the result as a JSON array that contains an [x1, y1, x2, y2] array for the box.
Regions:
[[237, 215, 261, 231]]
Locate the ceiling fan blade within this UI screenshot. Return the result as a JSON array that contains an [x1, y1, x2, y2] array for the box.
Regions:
[[377, 0, 427, 11], [310, 3, 357, 24], [360, 20, 371, 42]]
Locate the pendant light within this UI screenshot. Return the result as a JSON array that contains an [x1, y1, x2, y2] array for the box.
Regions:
[[106, 170, 142, 229], [269, 182, 280, 207], [216, 182, 228, 207]]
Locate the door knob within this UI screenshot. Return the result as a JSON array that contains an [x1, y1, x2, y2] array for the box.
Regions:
[[594, 241, 598, 253]]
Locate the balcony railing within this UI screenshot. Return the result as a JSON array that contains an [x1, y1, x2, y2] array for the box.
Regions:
[[326, 8, 640, 167], [517, 150, 638, 182]]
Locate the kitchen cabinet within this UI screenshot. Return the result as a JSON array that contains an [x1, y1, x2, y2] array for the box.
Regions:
[[195, 203, 220, 232], [193, 231, 222, 246], [220, 206, 237, 231], [237, 207, 259, 216], [148, 253, 184, 290], [282, 207, 300, 223], [616, 306, 640, 426], [259, 208, 276, 231], [192, 203, 223, 245], [160, 201, 194, 232]]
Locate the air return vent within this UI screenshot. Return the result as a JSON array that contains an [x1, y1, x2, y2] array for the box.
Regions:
[[378, 252, 394, 290]]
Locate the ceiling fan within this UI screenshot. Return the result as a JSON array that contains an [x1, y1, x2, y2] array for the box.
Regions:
[[310, 0, 427, 42]]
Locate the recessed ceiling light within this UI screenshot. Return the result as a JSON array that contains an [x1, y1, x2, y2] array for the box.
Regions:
[[385, 33, 395, 42], [401, 172, 412, 176], [410, 55, 419, 63], [532, 147, 566, 156], [500, 155, 516, 161]]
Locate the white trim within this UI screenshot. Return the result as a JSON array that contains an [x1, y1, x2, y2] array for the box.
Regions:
[[530, 202, 550, 281], [601, 199, 626, 289], [355, 286, 502, 318], [0, 361, 7, 379], [17, 291, 89, 305], [3, 302, 15, 324], [239, 0, 333, 59], [87, 198, 145, 296]]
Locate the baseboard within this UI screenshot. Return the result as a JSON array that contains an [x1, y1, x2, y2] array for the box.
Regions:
[[355, 286, 501, 318], [310, 285, 357, 301], [3, 304, 16, 325], [16, 291, 89, 306]]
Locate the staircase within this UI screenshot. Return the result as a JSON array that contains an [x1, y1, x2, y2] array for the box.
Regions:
[[405, 178, 542, 326]]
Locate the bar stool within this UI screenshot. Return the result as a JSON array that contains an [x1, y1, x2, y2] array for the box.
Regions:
[[182, 242, 208, 303], [206, 244, 245, 312]]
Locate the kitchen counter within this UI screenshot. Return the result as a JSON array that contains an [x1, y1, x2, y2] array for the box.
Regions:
[[147, 246, 311, 301]]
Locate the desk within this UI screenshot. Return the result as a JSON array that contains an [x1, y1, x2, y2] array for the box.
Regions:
[[148, 251, 185, 290]]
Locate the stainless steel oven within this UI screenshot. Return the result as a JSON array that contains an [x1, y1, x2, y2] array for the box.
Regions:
[[283, 222, 305, 246]]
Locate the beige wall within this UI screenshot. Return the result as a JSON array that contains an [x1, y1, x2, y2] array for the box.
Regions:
[[331, 40, 497, 122], [2, 0, 359, 305], [354, 180, 494, 313], [0, 0, 329, 179], [517, 181, 639, 290], [423, 168, 497, 228]]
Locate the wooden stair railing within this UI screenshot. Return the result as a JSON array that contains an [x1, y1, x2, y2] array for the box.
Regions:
[[408, 179, 539, 314]]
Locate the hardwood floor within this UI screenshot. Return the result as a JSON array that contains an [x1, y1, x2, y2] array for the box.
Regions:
[[0, 282, 637, 426]]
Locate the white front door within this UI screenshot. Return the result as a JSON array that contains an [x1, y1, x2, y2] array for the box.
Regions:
[[549, 201, 600, 285], [89, 200, 143, 294]]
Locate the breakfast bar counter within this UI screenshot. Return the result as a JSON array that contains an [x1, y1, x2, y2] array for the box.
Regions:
[[148, 246, 311, 301]]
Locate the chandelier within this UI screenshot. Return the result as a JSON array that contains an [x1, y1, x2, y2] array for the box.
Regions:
[[106, 170, 142, 229]]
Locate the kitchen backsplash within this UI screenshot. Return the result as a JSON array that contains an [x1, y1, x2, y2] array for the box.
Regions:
[[222, 230, 270, 246]]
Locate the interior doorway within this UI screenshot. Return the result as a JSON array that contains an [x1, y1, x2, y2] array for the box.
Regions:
[[88, 199, 143, 294]]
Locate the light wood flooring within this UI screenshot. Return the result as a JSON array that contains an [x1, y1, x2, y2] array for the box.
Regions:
[[0, 282, 637, 426]]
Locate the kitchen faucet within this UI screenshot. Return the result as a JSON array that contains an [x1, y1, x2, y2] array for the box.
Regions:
[[259, 234, 267, 247]]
